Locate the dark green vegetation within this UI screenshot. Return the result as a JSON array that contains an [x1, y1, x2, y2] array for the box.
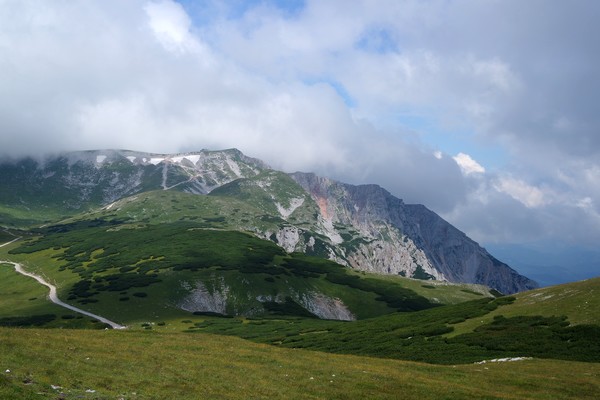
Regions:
[[0, 150, 596, 400], [0, 260, 120, 330], [5, 219, 440, 321], [191, 295, 600, 365], [1, 210, 599, 368], [0, 153, 598, 398], [0, 230, 14, 244]]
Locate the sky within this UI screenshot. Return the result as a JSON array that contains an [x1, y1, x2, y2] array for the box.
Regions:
[[1, 0, 599, 284]]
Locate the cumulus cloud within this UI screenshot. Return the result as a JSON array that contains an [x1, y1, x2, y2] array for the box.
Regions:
[[145, 0, 195, 52], [493, 177, 546, 209], [453, 153, 485, 176]]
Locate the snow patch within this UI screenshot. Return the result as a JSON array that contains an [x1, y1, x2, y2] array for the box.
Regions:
[[96, 155, 107, 163], [126, 156, 136, 163], [149, 157, 164, 165], [185, 154, 200, 165], [475, 357, 532, 364]]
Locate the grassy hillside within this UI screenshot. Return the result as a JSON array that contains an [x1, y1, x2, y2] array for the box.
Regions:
[[0, 262, 109, 329], [1, 218, 599, 367], [192, 292, 600, 365], [447, 277, 600, 337], [1, 327, 598, 400], [3, 219, 466, 325]]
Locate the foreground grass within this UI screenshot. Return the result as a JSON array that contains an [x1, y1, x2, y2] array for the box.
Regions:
[[0, 327, 598, 400]]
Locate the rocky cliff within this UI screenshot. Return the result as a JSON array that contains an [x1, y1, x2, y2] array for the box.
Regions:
[[289, 172, 537, 294]]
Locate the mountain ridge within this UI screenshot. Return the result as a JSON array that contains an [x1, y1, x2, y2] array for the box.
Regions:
[[0, 148, 537, 293]]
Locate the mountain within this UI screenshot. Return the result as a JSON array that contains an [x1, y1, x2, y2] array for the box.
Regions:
[[288, 173, 536, 294], [0, 148, 266, 224], [0, 149, 537, 294]]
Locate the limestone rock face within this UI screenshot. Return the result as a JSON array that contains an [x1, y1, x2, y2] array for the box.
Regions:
[[290, 172, 537, 294], [296, 291, 355, 321]]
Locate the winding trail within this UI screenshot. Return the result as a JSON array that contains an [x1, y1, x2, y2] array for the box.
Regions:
[[1, 237, 126, 329]]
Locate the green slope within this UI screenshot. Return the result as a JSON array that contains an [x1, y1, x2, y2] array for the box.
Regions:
[[193, 288, 600, 365], [2, 194, 598, 368], [0, 262, 109, 329], [2, 221, 599, 366], [447, 277, 600, 336], [1, 219, 448, 324], [0, 190, 494, 323], [1, 328, 598, 400]]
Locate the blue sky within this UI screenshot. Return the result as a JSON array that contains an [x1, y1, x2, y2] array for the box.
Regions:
[[1, 0, 599, 283]]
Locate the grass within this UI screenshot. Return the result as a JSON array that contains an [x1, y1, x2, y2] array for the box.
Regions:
[[0, 327, 598, 400], [447, 277, 600, 337], [0, 262, 116, 329], [176, 292, 600, 365], [362, 273, 493, 305]]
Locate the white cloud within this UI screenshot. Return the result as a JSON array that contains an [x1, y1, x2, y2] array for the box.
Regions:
[[453, 152, 485, 175], [493, 177, 546, 209], [144, 0, 196, 53]]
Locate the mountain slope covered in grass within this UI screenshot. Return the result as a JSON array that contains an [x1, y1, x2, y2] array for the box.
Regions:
[[193, 277, 600, 365], [2, 219, 455, 323], [1, 223, 598, 366], [2, 148, 598, 398]]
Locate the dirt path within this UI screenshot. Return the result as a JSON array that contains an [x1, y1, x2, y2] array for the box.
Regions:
[[0, 236, 20, 248], [1, 237, 126, 329]]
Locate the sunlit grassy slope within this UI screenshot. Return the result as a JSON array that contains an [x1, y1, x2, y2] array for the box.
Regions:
[[1, 327, 598, 400], [0, 262, 117, 329], [447, 277, 600, 337]]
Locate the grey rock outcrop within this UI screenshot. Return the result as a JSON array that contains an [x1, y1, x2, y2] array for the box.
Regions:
[[290, 172, 537, 294]]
